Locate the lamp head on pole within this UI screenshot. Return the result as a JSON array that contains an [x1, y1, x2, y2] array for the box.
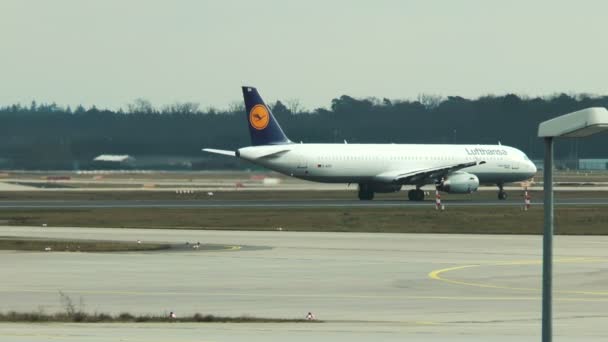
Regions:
[[538, 107, 608, 138]]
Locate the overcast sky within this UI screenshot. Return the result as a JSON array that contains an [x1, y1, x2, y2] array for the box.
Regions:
[[1, 0, 607, 110]]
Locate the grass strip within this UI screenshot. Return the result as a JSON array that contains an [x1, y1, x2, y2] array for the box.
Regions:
[[0, 311, 314, 323], [1, 206, 608, 235], [0, 238, 170, 252]]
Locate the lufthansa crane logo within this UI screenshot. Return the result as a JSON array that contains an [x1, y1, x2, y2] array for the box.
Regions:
[[249, 104, 270, 130]]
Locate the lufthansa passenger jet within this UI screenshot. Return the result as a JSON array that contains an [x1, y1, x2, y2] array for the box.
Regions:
[[204, 87, 537, 201]]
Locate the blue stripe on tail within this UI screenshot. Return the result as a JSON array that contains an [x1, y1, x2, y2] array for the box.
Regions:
[[242, 86, 291, 146]]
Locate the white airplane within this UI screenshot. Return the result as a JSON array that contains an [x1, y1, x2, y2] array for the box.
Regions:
[[204, 87, 537, 201]]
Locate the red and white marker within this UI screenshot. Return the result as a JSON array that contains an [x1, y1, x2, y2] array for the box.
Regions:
[[524, 188, 531, 210], [435, 190, 441, 210]]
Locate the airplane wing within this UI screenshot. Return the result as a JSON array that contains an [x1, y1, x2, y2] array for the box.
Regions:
[[373, 160, 486, 184], [256, 149, 291, 159], [202, 148, 236, 157]]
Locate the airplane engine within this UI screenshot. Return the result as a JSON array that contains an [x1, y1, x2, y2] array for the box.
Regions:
[[370, 183, 402, 193], [436, 172, 479, 194]]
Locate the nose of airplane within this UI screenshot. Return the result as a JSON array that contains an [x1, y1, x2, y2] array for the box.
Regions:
[[528, 160, 537, 176]]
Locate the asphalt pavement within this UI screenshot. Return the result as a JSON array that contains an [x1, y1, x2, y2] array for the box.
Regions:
[[0, 227, 607, 341]]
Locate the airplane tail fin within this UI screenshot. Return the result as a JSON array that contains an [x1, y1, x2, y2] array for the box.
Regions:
[[242, 86, 291, 146]]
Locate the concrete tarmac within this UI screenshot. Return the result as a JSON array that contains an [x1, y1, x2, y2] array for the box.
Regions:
[[0, 226, 608, 341], [1, 197, 608, 209]]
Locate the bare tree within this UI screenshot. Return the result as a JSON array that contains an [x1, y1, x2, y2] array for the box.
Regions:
[[227, 101, 245, 113], [286, 98, 304, 114], [417, 93, 444, 110], [127, 98, 155, 114], [162, 102, 200, 115]]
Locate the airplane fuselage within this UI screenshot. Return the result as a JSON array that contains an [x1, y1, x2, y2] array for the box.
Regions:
[[238, 143, 536, 185]]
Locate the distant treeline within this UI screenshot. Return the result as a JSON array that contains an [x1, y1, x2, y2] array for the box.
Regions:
[[0, 94, 607, 169]]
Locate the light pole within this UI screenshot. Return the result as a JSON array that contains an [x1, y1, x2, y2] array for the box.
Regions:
[[542, 135, 553, 341], [537, 107, 608, 342]]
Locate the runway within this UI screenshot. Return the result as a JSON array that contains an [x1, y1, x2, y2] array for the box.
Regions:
[[1, 197, 608, 209], [1, 226, 607, 341]]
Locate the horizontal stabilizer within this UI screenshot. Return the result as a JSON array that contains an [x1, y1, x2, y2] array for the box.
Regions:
[[202, 148, 236, 157]]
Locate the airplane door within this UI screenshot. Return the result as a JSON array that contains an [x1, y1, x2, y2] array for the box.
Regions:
[[512, 161, 520, 170]]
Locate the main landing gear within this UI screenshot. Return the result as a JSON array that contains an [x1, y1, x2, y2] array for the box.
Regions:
[[358, 184, 424, 201], [358, 183, 374, 200], [407, 188, 425, 201], [497, 184, 508, 200]]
